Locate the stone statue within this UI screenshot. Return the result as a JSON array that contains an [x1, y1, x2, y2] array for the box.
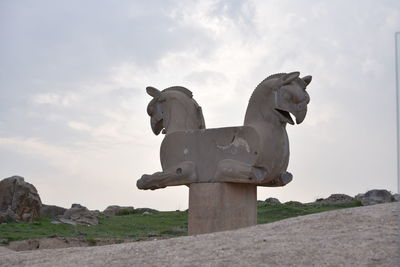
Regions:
[[137, 72, 311, 190]]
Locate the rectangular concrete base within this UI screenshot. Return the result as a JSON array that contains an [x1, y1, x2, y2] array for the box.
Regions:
[[188, 183, 257, 235]]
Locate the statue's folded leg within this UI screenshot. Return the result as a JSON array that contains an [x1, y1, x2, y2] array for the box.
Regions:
[[137, 161, 197, 190], [213, 159, 268, 184]]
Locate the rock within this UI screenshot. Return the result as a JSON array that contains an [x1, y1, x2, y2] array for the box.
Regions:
[[60, 204, 98, 226], [71, 203, 85, 209], [313, 194, 354, 205], [59, 218, 78, 226], [103, 205, 134, 216], [356, 190, 392, 206], [40, 204, 66, 218], [134, 208, 158, 214], [0, 207, 16, 223], [0, 176, 42, 223], [264, 197, 281, 204], [91, 210, 102, 217], [392, 193, 400, 202]]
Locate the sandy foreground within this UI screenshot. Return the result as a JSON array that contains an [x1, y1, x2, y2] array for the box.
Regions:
[[0, 202, 399, 266]]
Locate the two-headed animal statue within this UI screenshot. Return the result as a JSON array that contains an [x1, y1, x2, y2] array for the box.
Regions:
[[137, 72, 311, 190]]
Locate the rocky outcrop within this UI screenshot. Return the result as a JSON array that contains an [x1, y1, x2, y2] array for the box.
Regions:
[[134, 208, 158, 214], [314, 194, 355, 205], [264, 197, 281, 204], [103, 205, 134, 216], [59, 204, 98, 226], [40, 204, 66, 218], [0, 176, 42, 223], [356, 189, 392, 206]]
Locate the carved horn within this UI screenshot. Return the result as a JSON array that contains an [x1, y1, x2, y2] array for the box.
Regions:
[[280, 72, 300, 85], [146, 86, 161, 97], [302, 75, 312, 86]]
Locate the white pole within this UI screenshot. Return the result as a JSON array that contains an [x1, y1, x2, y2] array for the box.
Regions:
[[396, 32, 400, 194]]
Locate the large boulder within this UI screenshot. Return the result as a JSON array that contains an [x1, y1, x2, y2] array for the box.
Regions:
[[40, 204, 66, 219], [60, 204, 98, 226], [314, 194, 355, 205], [356, 189, 392, 206], [0, 176, 42, 223], [103, 205, 134, 216]]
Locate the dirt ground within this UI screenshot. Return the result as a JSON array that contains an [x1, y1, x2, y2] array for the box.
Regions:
[[0, 202, 399, 266]]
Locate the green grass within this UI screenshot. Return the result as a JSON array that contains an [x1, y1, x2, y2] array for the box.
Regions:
[[0, 201, 362, 245], [0, 211, 187, 245], [257, 200, 362, 224]]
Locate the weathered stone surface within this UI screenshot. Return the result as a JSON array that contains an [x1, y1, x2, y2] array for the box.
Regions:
[[0, 176, 42, 223], [103, 205, 134, 216], [188, 183, 257, 235], [0, 207, 16, 222], [40, 204, 66, 218], [60, 204, 98, 226], [356, 189, 392, 206], [138, 72, 312, 189], [313, 194, 354, 205], [265, 197, 281, 204]]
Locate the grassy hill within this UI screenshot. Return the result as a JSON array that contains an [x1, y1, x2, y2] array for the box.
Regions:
[[0, 201, 362, 246]]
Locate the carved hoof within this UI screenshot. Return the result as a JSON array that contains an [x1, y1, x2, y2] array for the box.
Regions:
[[136, 175, 148, 189], [262, 172, 293, 187], [137, 174, 167, 190], [280, 172, 293, 185]]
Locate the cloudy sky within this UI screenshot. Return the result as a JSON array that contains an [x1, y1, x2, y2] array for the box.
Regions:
[[1, 0, 399, 211]]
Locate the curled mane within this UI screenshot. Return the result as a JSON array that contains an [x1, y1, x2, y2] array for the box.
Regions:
[[162, 86, 193, 98], [148, 86, 205, 129], [163, 86, 205, 129], [248, 73, 286, 103]]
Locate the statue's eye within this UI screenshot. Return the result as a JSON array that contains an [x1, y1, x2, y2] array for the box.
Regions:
[[284, 92, 292, 101]]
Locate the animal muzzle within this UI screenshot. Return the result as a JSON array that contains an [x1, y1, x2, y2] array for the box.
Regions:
[[151, 116, 164, 135], [291, 108, 307, 124], [275, 101, 308, 125]]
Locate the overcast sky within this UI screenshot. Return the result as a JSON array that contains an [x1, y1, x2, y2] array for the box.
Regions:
[[1, 0, 399, 211]]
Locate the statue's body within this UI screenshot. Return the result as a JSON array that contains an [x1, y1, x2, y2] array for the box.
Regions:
[[137, 72, 311, 190]]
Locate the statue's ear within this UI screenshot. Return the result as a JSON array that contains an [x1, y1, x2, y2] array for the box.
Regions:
[[302, 75, 312, 86], [280, 72, 300, 85], [146, 86, 161, 97]]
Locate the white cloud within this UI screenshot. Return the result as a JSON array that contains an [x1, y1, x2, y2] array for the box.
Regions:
[[32, 92, 79, 107], [67, 121, 92, 132]]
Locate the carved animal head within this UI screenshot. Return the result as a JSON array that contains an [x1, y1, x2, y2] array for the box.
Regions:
[[146, 86, 205, 135], [272, 72, 311, 124], [246, 72, 311, 126]]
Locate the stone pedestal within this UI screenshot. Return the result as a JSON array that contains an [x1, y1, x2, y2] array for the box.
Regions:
[[188, 183, 257, 235]]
